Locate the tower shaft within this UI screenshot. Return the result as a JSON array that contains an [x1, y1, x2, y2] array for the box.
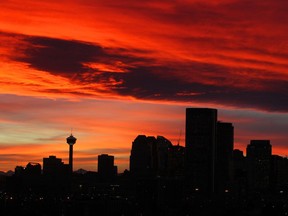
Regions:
[[69, 144, 73, 173]]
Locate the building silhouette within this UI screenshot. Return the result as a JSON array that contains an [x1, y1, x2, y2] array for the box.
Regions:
[[25, 162, 41, 176], [246, 140, 272, 190], [67, 134, 77, 173], [232, 149, 247, 195], [130, 135, 151, 175], [167, 144, 185, 177], [147, 136, 158, 172], [151, 136, 173, 175], [13, 163, 41, 178], [185, 108, 217, 193], [43, 155, 69, 176], [271, 155, 288, 190], [98, 154, 117, 178], [14, 166, 25, 176], [216, 122, 234, 193], [130, 135, 173, 176]]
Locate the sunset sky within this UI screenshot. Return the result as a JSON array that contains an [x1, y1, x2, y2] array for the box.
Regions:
[[0, 0, 287, 172]]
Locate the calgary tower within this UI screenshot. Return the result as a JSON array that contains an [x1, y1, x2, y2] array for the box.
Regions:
[[66, 133, 77, 173]]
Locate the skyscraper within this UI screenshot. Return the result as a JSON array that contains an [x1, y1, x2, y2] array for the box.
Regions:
[[155, 136, 173, 174], [98, 154, 117, 178], [216, 122, 234, 193], [185, 108, 217, 193], [43, 155, 69, 176], [246, 140, 272, 190], [66, 134, 77, 173], [167, 144, 185, 177], [129, 135, 173, 176], [130, 135, 152, 175], [232, 149, 247, 195]]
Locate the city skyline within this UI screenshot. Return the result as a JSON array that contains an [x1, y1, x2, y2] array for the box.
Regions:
[[0, 0, 288, 172], [0, 109, 284, 173]]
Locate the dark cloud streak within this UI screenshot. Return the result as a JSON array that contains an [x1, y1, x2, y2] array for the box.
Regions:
[[7, 32, 288, 112]]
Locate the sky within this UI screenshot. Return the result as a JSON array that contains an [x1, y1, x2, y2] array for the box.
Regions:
[[0, 0, 287, 172]]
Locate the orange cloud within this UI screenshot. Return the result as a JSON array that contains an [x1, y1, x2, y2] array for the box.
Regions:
[[0, 0, 287, 172]]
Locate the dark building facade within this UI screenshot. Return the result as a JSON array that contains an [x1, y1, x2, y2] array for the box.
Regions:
[[98, 154, 117, 178], [216, 122, 234, 193], [153, 136, 173, 175], [167, 144, 185, 177], [25, 162, 41, 176], [246, 140, 272, 190], [185, 108, 217, 193], [129, 135, 173, 176], [130, 135, 151, 175], [14, 166, 25, 176], [232, 149, 248, 195], [271, 155, 288, 190], [43, 155, 69, 176]]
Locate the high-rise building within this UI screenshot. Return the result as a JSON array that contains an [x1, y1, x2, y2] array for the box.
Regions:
[[167, 144, 185, 177], [232, 149, 247, 195], [66, 134, 77, 173], [246, 140, 272, 190], [155, 136, 173, 174], [147, 136, 158, 171], [98, 154, 116, 178], [25, 162, 41, 176], [130, 135, 173, 176], [185, 108, 217, 193], [271, 155, 288, 189], [130, 135, 152, 175], [216, 122, 234, 193], [14, 166, 25, 176], [43, 155, 69, 176]]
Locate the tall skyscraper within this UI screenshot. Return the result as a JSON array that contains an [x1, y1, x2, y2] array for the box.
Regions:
[[232, 149, 247, 195], [130, 135, 173, 176], [185, 108, 217, 193], [130, 135, 152, 175], [66, 134, 77, 173], [246, 140, 272, 190], [155, 136, 173, 174], [216, 122, 234, 192]]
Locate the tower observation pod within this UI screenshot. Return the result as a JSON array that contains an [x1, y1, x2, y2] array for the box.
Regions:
[[66, 134, 77, 173]]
